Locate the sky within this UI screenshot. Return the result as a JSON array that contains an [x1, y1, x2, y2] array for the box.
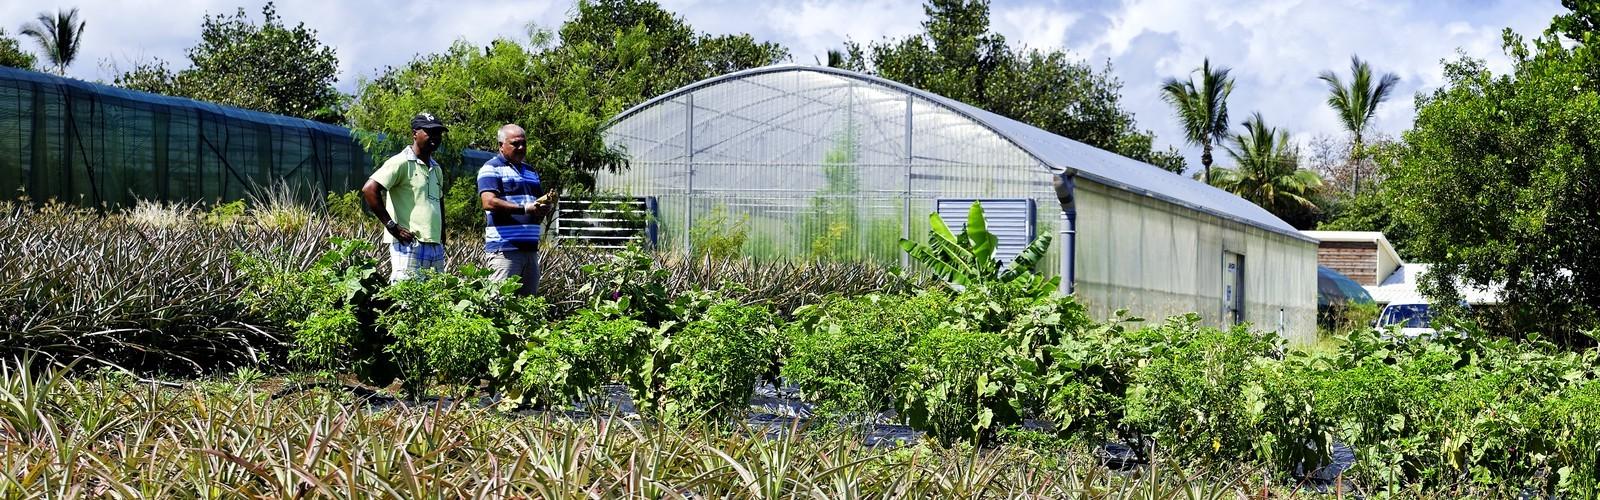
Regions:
[[2, 0, 1567, 170]]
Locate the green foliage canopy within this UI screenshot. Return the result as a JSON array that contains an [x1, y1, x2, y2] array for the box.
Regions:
[[346, 0, 787, 191], [0, 29, 37, 70], [839, 0, 1186, 173], [1392, 20, 1600, 339], [1210, 112, 1324, 228], [114, 2, 342, 122]]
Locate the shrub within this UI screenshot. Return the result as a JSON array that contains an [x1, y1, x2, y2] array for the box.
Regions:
[[1038, 310, 1144, 444], [325, 189, 367, 225], [235, 237, 377, 329], [498, 310, 647, 409], [782, 291, 950, 417], [289, 306, 360, 369], [376, 267, 543, 394], [895, 324, 1012, 445], [1529, 379, 1600, 494], [442, 175, 481, 235], [203, 199, 248, 226], [388, 309, 502, 390], [635, 299, 781, 422], [689, 204, 748, 260], [1120, 315, 1281, 464]]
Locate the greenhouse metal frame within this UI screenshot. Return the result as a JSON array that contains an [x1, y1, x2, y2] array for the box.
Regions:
[[601, 64, 1320, 342]]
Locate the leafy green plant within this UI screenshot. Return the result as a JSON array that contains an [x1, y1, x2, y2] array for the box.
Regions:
[[324, 189, 366, 224], [900, 201, 1056, 298], [497, 309, 647, 409], [689, 204, 749, 260], [633, 298, 781, 422], [1038, 310, 1145, 445], [895, 323, 1013, 445], [1121, 315, 1282, 464], [782, 291, 950, 417], [203, 199, 247, 226], [237, 237, 386, 373], [442, 175, 482, 236], [375, 266, 543, 394], [577, 244, 676, 325]]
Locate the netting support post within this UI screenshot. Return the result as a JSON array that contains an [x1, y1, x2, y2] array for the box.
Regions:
[[682, 93, 695, 255], [901, 94, 913, 269]]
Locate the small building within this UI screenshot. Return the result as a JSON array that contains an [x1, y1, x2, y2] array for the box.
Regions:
[[600, 64, 1319, 342], [1300, 231, 1404, 287], [1302, 230, 1500, 306]]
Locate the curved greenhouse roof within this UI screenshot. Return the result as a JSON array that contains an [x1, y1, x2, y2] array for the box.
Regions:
[[610, 64, 1311, 242]]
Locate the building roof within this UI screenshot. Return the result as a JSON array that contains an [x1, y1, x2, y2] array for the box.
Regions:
[[1301, 230, 1404, 267], [1368, 263, 1503, 305], [0, 65, 356, 137], [610, 64, 1315, 243]]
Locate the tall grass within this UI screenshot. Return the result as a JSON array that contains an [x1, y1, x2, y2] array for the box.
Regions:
[[0, 195, 910, 374], [0, 360, 1263, 498]]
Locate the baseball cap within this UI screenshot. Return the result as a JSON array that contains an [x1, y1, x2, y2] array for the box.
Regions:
[[410, 112, 447, 132]]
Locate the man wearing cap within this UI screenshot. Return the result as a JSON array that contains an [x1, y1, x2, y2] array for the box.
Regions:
[[362, 112, 448, 281], [477, 123, 558, 295]]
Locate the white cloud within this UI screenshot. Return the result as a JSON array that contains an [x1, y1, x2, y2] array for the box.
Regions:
[[1064, 0, 1562, 169], [2, 0, 1570, 171], [758, 0, 925, 64]]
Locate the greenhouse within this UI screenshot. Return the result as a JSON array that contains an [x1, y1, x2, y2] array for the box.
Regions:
[[600, 64, 1320, 341], [0, 66, 371, 207]]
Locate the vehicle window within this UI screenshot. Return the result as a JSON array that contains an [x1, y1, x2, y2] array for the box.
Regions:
[[1379, 304, 1434, 328]]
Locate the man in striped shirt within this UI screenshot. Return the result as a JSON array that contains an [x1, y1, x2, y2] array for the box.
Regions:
[[478, 123, 558, 295]]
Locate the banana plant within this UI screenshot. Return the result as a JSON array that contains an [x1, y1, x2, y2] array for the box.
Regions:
[[899, 201, 1059, 298]]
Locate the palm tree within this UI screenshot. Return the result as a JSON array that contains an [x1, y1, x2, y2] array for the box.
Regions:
[[1319, 55, 1399, 194], [1160, 58, 1234, 184], [20, 8, 87, 76], [1211, 112, 1323, 222]]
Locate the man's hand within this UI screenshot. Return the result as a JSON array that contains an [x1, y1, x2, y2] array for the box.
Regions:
[[388, 224, 416, 243]]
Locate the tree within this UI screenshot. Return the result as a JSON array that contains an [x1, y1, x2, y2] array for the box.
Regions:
[[1319, 55, 1399, 195], [347, 0, 787, 191], [0, 29, 36, 70], [1391, 24, 1600, 341], [843, 0, 1187, 173], [19, 7, 86, 75], [114, 2, 341, 122], [1209, 112, 1323, 228], [113, 59, 178, 95], [1316, 137, 1416, 257], [1160, 58, 1234, 184]]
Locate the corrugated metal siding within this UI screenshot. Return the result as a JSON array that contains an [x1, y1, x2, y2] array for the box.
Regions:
[[935, 199, 1036, 265]]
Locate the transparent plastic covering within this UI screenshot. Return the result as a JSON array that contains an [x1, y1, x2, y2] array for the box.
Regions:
[[602, 66, 1057, 266], [601, 64, 1317, 341], [0, 66, 370, 206]]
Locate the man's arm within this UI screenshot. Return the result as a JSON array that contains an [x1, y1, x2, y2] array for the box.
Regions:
[[361, 179, 414, 243], [479, 191, 523, 213]]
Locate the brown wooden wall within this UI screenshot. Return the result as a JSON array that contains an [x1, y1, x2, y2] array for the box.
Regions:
[[1317, 241, 1378, 285]]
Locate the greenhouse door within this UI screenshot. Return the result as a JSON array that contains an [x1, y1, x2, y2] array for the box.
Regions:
[[1222, 251, 1244, 325]]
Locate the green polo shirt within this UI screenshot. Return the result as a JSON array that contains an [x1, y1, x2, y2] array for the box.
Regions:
[[369, 146, 444, 243]]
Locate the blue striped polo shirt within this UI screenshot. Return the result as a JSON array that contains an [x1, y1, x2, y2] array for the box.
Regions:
[[477, 154, 544, 252]]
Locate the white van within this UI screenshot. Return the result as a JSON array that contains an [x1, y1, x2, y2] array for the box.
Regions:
[[1375, 301, 1437, 338]]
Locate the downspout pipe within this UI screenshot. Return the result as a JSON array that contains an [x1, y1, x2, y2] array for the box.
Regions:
[[1052, 171, 1077, 296]]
